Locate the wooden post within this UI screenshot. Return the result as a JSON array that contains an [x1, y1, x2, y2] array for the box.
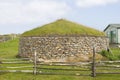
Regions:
[[33, 50, 37, 75], [92, 46, 96, 77]]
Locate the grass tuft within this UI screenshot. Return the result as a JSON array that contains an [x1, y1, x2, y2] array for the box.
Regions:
[[99, 49, 120, 61]]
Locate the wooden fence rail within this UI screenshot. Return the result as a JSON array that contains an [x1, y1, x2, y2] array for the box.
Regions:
[[0, 57, 92, 76], [1, 61, 32, 64], [0, 66, 34, 69], [0, 58, 30, 61], [0, 70, 33, 73], [1, 47, 120, 77]]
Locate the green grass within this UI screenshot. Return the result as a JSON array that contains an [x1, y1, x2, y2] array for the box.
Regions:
[[1, 38, 120, 80], [1, 73, 120, 80], [99, 48, 120, 60], [0, 73, 92, 80], [111, 48, 120, 58], [22, 19, 105, 37], [0, 38, 19, 58]]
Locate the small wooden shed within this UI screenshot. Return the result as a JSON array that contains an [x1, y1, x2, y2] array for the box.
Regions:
[[104, 24, 120, 44]]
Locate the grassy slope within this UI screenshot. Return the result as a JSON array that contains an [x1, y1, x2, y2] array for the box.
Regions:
[[22, 19, 105, 36], [0, 38, 120, 80], [0, 38, 19, 58]]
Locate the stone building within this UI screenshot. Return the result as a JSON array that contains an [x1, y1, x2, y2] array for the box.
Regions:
[[19, 19, 109, 62]]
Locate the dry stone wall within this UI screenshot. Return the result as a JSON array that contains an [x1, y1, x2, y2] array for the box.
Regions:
[[0, 36, 11, 42], [19, 36, 109, 61]]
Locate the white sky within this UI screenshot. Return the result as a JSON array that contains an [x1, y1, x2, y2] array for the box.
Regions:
[[0, 0, 120, 34]]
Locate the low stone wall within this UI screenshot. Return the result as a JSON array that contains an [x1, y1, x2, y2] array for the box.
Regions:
[[0, 36, 11, 42], [18, 36, 109, 61]]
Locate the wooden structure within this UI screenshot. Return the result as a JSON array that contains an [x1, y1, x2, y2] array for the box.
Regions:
[[1, 49, 120, 77], [104, 24, 120, 44]]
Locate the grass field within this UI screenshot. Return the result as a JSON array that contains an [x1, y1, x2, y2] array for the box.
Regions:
[[0, 38, 120, 80], [0, 38, 19, 58], [1, 73, 120, 80]]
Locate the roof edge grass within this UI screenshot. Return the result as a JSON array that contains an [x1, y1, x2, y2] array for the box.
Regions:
[[22, 19, 105, 37]]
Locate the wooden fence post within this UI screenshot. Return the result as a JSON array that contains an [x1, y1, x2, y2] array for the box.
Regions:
[[92, 46, 96, 77], [33, 50, 37, 75]]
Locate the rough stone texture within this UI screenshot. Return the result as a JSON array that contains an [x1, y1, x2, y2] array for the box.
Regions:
[[18, 36, 109, 62], [0, 36, 11, 42]]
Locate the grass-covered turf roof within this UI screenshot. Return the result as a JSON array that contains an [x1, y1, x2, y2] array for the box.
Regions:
[[22, 19, 105, 37]]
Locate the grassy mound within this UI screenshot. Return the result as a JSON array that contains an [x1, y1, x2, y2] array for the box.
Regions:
[[22, 19, 105, 37]]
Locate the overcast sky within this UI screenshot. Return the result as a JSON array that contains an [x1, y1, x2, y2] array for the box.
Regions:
[[0, 0, 120, 34]]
